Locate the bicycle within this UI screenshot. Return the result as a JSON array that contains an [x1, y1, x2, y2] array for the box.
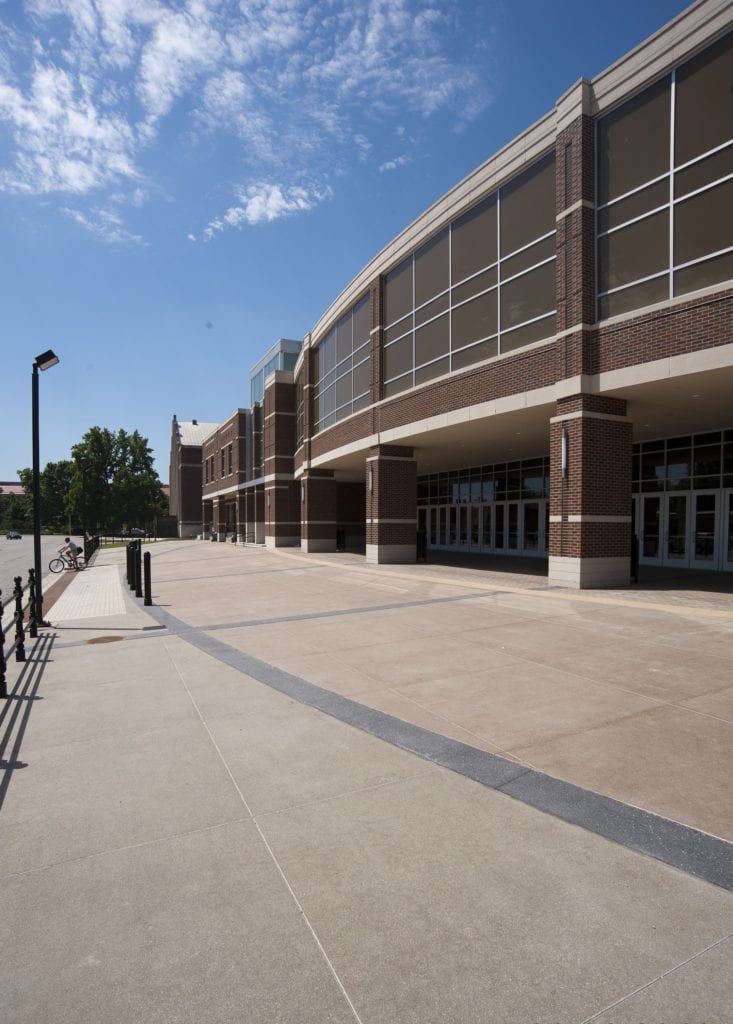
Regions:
[[49, 552, 86, 573]]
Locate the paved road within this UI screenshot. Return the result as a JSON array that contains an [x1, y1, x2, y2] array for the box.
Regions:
[[0, 533, 76, 608]]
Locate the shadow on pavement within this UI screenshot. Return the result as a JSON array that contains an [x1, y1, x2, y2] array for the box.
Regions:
[[0, 633, 55, 812]]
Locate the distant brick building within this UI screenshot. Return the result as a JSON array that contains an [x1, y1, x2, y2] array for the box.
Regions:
[[169, 416, 219, 537]]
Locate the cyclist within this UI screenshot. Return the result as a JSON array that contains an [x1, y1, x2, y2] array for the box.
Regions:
[[60, 536, 81, 570]]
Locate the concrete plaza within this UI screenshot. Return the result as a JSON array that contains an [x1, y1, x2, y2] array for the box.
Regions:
[[1, 540, 731, 1023]]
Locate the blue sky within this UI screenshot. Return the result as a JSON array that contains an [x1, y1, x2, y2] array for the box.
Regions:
[[1, 0, 690, 482]]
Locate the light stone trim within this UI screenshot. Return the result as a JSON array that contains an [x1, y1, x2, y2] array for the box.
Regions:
[[365, 454, 417, 463], [548, 555, 630, 589], [365, 518, 417, 525], [265, 535, 300, 549], [593, 340, 733, 394], [550, 410, 632, 424], [598, 278, 733, 329], [308, 374, 594, 470], [366, 543, 416, 565], [567, 514, 632, 523], [590, 0, 732, 118], [556, 199, 595, 221], [302, 538, 337, 553]]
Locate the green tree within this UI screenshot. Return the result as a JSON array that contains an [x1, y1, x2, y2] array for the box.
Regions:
[[0, 489, 31, 532], [67, 426, 165, 533], [67, 426, 117, 532], [17, 460, 74, 532]]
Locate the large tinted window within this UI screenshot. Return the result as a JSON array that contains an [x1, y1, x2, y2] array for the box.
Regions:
[[597, 32, 733, 320], [382, 152, 556, 398]]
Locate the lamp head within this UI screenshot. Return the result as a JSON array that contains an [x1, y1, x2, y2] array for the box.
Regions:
[[35, 349, 59, 371]]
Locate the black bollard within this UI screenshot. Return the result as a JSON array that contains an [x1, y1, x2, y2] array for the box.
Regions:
[[143, 551, 152, 606], [127, 542, 135, 590], [0, 589, 7, 699], [27, 567, 38, 638], [14, 576, 26, 663], [135, 541, 143, 599]]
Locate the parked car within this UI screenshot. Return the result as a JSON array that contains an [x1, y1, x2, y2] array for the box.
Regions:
[[6, 530, 22, 539], [128, 527, 146, 537]]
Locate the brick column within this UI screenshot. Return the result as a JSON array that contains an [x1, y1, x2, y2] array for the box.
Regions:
[[549, 395, 633, 588], [554, 79, 595, 380], [264, 371, 300, 547], [244, 488, 256, 543], [301, 470, 338, 552], [236, 492, 246, 543], [213, 498, 227, 541], [201, 499, 213, 539], [254, 486, 265, 544], [366, 445, 416, 564]]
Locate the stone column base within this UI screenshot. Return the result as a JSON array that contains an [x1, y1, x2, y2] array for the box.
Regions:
[[366, 543, 415, 565], [549, 555, 630, 589], [302, 537, 337, 553], [265, 535, 300, 548]]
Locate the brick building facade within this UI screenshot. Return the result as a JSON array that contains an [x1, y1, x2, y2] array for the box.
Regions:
[[195, 1, 733, 588]]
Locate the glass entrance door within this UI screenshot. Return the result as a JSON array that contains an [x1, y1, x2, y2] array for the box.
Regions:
[[640, 493, 689, 566], [522, 501, 542, 553], [691, 492, 718, 569], [665, 494, 689, 563], [724, 490, 733, 572]]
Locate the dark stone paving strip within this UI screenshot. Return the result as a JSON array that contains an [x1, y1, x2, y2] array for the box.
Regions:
[[201, 590, 495, 632], [146, 604, 733, 892]]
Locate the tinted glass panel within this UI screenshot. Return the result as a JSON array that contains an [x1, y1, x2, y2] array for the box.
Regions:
[[414, 229, 449, 307], [500, 259, 555, 330], [336, 312, 352, 362], [384, 317, 412, 345], [383, 335, 413, 380], [384, 257, 412, 326], [451, 194, 497, 283], [501, 233, 555, 280], [597, 179, 668, 233], [316, 330, 336, 377], [452, 290, 498, 347], [674, 143, 733, 198], [452, 337, 498, 370], [415, 356, 449, 385], [500, 153, 555, 255], [415, 292, 449, 328], [383, 374, 411, 398], [352, 358, 370, 397], [452, 266, 497, 305], [500, 314, 555, 352], [598, 274, 668, 319], [674, 249, 733, 296], [353, 294, 370, 346], [675, 30, 733, 165], [335, 372, 352, 408], [598, 76, 670, 204], [415, 313, 449, 367], [674, 177, 733, 265], [320, 384, 335, 418], [352, 392, 370, 414], [597, 209, 668, 291]]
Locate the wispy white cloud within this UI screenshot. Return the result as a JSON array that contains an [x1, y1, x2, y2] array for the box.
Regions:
[[204, 182, 331, 237], [62, 203, 145, 244], [1, 0, 494, 241], [379, 154, 411, 173]]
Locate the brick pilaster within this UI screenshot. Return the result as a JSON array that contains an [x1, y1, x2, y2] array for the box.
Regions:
[[366, 445, 416, 564], [549, 394, 633, 587]]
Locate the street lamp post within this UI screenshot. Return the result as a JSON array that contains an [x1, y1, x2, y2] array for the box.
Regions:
[[32, 349, 60, 626]]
